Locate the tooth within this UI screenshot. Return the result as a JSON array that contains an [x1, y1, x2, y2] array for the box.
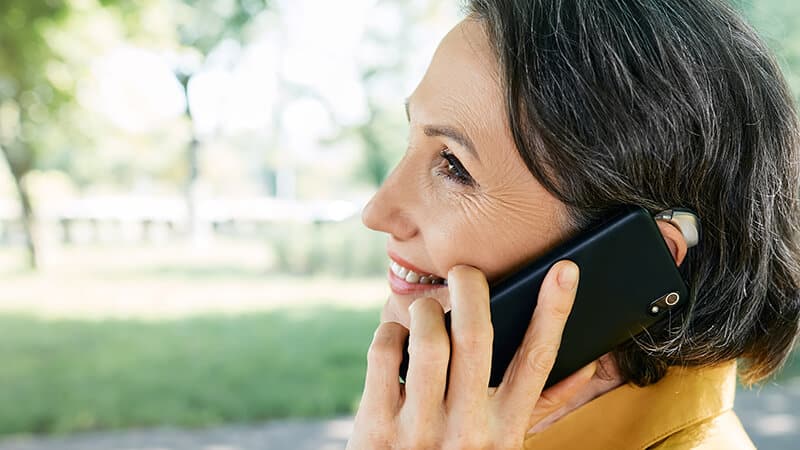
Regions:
[[405, 271, 420, 283], [391, 261, 399, 273], [397, 266, 408, 278], [419, 276, 428, 284]]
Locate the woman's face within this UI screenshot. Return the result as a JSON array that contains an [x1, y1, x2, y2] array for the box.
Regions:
[[362, 18, 570, 328]]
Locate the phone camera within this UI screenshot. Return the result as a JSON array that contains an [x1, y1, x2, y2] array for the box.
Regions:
[[648, 291, 681, 316], [665, 292, 680, 306]]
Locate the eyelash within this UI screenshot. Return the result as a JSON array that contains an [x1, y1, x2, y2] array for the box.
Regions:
[[437, 149, 475, 187]]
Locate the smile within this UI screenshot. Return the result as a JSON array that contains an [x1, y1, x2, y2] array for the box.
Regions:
[[390, 260, 446, 285], [387, 256, 448, 296]]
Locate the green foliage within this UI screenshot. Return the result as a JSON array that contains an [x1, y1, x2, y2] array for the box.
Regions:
[[176, 0, 270, 54], [0, 1, 69, 92], [0, 0, 71, 171], [348, 106, 407, 187], [0, 308, 379, 436], [738, 0, 800, 103]]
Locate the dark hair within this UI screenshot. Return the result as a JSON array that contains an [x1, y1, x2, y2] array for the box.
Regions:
[[466, 0, 800, 386]]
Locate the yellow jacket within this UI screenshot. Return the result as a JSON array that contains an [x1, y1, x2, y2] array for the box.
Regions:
[[523, 360, 755, 449]]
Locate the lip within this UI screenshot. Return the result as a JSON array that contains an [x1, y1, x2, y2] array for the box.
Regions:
[[388, 267, 448, 296], [386, 251, 447, 296], [387, 251, 443, 279]]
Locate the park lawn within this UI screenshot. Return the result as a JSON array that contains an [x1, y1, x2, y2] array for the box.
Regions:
[[0, 307, 380, 437], [1, 306, 798, 439]]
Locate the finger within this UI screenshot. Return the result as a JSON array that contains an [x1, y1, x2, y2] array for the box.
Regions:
[[403, 297, 449, 423], [494, 260, 579, 423], [445, 265, 493, 413], [527, 361, 596, 429], [361, 321, 408, 418]]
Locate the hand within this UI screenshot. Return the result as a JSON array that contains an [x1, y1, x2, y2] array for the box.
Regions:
[[347, 260, 597, 449]]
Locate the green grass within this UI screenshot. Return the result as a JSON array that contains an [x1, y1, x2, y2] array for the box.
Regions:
[[1, 307, 799, 439], [0, 307, 381, 437]]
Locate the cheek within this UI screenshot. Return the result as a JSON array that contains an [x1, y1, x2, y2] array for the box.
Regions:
[[425, 189, 567, 282], [423, 200, 519, 278]]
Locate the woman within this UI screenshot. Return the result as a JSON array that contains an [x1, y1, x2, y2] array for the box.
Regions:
[[348, 0, 800, 448]]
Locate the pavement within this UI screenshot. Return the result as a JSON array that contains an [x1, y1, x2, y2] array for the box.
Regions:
[[0, 386, 798, 450], [0, 418, 353, 450]]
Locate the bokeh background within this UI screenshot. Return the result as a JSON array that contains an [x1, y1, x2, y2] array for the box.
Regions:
[[0, 1, 798, 449]]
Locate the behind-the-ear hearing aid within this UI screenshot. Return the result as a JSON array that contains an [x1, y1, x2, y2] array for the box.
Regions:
[[654, 208, 701, 248]]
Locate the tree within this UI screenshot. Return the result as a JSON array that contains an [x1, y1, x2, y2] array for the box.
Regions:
[[0, 0, 273, 267], [0, 1, 75, 268], [170, 0, 271, 235], [738, 0, 800, 104], [347, 0, 461, 187]]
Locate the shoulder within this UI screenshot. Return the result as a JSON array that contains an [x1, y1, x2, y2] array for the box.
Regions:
[[649, 410, 756, 450]]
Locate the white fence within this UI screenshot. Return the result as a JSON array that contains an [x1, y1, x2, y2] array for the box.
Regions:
[[0, 196, 363, 244]]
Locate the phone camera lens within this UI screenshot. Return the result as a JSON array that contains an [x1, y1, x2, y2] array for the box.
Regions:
[[648, 292, 681, 316], [665, 292, 680, 306]]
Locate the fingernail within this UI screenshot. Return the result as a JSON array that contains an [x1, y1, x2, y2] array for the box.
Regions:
[[557, 262, 579, 290]]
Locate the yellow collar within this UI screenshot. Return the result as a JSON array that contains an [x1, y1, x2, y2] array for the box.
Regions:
[[523, 361, 738, 450]]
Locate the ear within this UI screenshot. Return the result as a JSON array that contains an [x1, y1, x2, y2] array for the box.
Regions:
[[656, 221, 688, 267]]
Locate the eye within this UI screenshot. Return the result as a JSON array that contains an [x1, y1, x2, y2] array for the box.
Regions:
[[437, 149, 475, 187]]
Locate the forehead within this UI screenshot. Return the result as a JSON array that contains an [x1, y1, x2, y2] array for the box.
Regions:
[[408, 19, 505, 136]]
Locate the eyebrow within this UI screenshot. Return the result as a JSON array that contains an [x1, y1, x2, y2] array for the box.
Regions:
[[404, 97, 481, 163]]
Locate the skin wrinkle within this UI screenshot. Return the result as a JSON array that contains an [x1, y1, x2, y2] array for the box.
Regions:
[[358, 4, 800, 442], [364, 18, 571, 322], [362, 19, 632, 439], [364, 2, 797, 442]]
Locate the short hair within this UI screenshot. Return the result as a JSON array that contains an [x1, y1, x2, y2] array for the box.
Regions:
[[466, 0, 800, 386]]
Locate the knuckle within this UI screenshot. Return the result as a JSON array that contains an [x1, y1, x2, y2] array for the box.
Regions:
[[398, 439, 434, 450], [443, 433, 490, 450], [404, 414, 434, 436], [398, 409, 443, 449], [544, 296, 573, 321], [495, 436, 524, 450], [452, 328, 492, 352], [534, 391, 560, 411], [410, 297, 444, 317], [367, 323, 404, 366], [350, 415, 397, 448], [525, 345, 557, 376], [399, 430, 437, 450], [409, 334, 449, 364], [366, 342, 395, 368]]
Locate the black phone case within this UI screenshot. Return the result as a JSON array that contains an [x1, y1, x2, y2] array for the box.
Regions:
[[398, 205, 689, 388]]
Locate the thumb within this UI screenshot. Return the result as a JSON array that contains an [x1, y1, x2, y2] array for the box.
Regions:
[[527, 361, 597, 429]]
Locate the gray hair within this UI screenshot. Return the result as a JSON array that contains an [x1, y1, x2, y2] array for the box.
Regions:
[[467, 0, 800, 386]]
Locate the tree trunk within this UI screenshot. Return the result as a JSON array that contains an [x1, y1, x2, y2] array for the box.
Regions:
[[0, 145, 37, 269], [186, 135, 199, 238]]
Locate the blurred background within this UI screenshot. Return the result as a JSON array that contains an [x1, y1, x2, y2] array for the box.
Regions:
[[0, 0, 797, 449]]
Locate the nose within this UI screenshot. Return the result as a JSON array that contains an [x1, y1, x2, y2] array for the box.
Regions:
[[361, 159, 418, 241]]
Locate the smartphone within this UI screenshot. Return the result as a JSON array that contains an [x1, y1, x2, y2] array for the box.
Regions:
[[398, 205, 690, 388]]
